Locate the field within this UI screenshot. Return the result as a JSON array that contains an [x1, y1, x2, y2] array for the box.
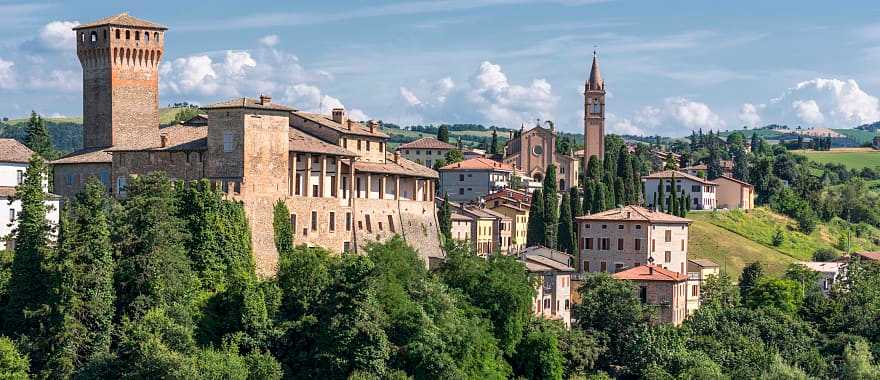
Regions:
[[5, 107, 189, 127], [687, 208, 880, 276], [792, 148, 880, 170]]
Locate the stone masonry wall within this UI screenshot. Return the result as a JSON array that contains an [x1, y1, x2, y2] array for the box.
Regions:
[[53, 163, 112, 198]]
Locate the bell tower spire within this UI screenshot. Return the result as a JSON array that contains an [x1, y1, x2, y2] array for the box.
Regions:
[[584, 48, 606, 163]]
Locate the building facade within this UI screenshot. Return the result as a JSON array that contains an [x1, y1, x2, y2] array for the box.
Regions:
[[51, 14, 442, 275], [686, 259, 719, 315], [502, 124, 579, 191], [576, 205, 691, 275], [797, 261, 846, 295], [438, 157, 513, 202], [643, 170, 718, 211], [714, 175, 755, 210], [487, 202, 529, 253], [520, 246, 574, 327], [455, 204, 512, 255], [0, 139, 60, 251], [613, 264, 689, 326], [584, 52, 606, 162], [396, 137, 456, 168]]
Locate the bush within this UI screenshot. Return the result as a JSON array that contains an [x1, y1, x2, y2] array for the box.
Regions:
[[812, 248, 839, 262], [0, 336, 29, 380], [772, 229, 785, 247]]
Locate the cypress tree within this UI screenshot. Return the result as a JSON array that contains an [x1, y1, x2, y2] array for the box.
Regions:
[[586, 156, 602, 182], [669, 173, 677, 216], [603, 171, 616, 208], [656, 178, 665, 212], [557, 193, 576, 254], [621, 154, 635, 205], [582, 182, 593, 215], [46, 178, 115, 378], [543, 165, 559, 249], [684, 191, 691, 213], [593, 183, 607, 213], [2, 154, 56, 370], [273, 200, 293, 256], [652, 191, 658, 212], [631, 156, 642, 204], [438, 194, 452, 241], [490, 128, 498, 155], [526, 189, 545, 247], [679, 190, 688, 217], [614, 177, 625, 208], [569, 187, 582, 217], [437, 125, 449, 143], [24, 111, 53, 159]]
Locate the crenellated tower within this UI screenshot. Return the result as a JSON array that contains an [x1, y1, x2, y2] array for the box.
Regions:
[[74, 13, 166, 149], [584, 50, 605, 162]]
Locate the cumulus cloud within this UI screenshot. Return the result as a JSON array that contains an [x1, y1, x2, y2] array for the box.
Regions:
[[602, 97, 725, 137], [283, 84, 368, 120], [738, 103, 762, 128], [160, 55, 219, 96], [222, 51, 257, 77], [39, 21, 80, 51], [745, 78, 880, 128], [399, 61, 557, 127], [0, 58, 15, 89], [664, 97, 726, 129], [259, 34, 280, 47]]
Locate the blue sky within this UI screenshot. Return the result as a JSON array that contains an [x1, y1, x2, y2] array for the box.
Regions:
[[1, 0, 880, 136]]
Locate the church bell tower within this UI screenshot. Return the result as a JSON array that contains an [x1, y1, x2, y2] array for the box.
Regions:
[[584, 51, 606, 162]]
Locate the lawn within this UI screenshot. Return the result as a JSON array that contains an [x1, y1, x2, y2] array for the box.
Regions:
[[792, 148, 880, 170]]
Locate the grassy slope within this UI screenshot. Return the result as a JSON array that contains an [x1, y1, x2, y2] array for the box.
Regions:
[[792, 148, 880, 170], [6, 107, 186, 126], [688, 208, 880, 277]]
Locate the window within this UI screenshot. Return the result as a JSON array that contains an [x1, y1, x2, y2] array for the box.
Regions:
[[329, 212, 335, 231], [636, 225, 642, 230], [145, 31, 150, 41], [346, 212, 352, 231], [544, 299, 550, 309], [584, 224, 590, 229], [459, 188, 464, 195], [223, 132, 235, 152], [116, 176, 128, 195], [665, 251, 672, 263], [365, 215, 372, 233], [311, 211, 318, 231], [665, 230, 672, 242], [681, 240, 685, 250], [601, 224, 607, 229], [565, 299, 570, 310], [617, 238, 623, 250], [618, 224, 624, 230], [635, 239, 642, 251], [125, 30, 130, 39], [343, 241, 351, 252], [357, 140, 362, 150], [615, 263, 624, 272], [65, 174, 74, 185], [584, 261, 590, 271], [135, 31, 140, 40], [8, 209, 15, 222], [652, 239, 656, 252], [691, 185, 700, 192], [90, 31, 97, 42], [388, 215, 395, 233], [600, 262, 607, 272], [290, 214, 297, 235], [600, 238, 610, 250], [116, 29, 120, 39], [459, 174, 465, 181], [585, 238, 593, 249], [313, 184, 319, 197], [592, 99, 601, 114], [366, 141, 371, 151], [16, 170, 24, 184], [639, 286, 648, 303]]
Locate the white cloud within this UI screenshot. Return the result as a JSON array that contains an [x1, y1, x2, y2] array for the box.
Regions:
[[738, 103, 762, 128], [399, 87, 422, 106], [160, 55, 219, 96], [283, 83, 368, 120], [259, 34, 280, 47], [664, 97, 726, 129], [750, 78, 880, 128], [0, 58, 15, 89], [39, 21, 80, 51], [792, 99, 824, 125], [29, 69, 78, 92], [222, 51, 256, 77]]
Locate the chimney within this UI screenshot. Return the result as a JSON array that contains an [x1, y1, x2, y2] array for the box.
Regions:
[[649, 265, 654, 275], [160, 135, 168, 148], [368, 120, 379, 133], [346, 120, 353, 131], [393, 151, 401, 163], [332, 108, 346, 124], [259, 94, 272, 105]]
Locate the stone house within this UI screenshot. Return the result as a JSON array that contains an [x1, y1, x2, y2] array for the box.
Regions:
[[873, 136, 880, 150], [714, 175, 755, 210], [686, 259, 719, 315], [484, 188, 531, 207], [449, 212, 473, 242], [613, 264, 689, 326], [455, 203, 512, 255], [643, 170, 718, 211], [0, 139, 60, 251], [396, 137, 456, 168], [520, 246, 575, 327], [438, 157, 514, 202], [502, 124, 580, 192], [50, 13, 441, 275], [576, 205, 691, 275], [797, 261, 846, 295], [487, 202, 529, 253]]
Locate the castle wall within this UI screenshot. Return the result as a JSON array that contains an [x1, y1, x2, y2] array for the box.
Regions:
[[112, 150, 206, 185], [53, 163, 111, 197]]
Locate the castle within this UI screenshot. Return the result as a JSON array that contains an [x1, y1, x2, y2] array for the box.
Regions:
[[51, 13, 442, 275]]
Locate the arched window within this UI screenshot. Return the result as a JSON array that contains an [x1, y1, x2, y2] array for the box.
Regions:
[[135, 31, 140, 40], [116, 29, 120, 39], [145, 32, 150, 41], [154, 32, 159, 41], [125, 30, 130, 39]]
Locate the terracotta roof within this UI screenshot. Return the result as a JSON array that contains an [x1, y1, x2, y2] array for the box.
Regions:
[[76, 13, 167, 30], [613, 264, 687, 282], [51, 147, 112, 164], [354, 154, 439, 179], [688, 259, 719, 268], [488, 202, 528, 212], [587, 53, 604, 91], [716, 175, 754, 188], [397, 137, 456, 150], [797, 261, 845, 273], [0, 138, 34, 163], [0, 186, 15, 198], [855, 252, 880, 261], [203, 97, 293, 112], [520, 246, 575, 272], [682, 164, 708, 171], [290, 128, 357, 157], [643, 169, 717, 185], [451, 212, 473, 222], [576, 205, 691, 224], [459, 205, 506, 220], [439, 157, 513, 171], [291, 111, 389, 138]]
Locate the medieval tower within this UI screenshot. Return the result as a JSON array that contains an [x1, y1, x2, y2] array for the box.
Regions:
[[583, 51, 605, 161], [74, 13, 166, 149]]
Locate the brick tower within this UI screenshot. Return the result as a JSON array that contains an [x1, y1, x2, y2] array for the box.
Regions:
[[584, 51, 606, 162], [74, 13, 166, 149]]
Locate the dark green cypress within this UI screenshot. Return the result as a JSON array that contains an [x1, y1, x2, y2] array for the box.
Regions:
[[593, 183, 608, 213], [569, 187, 583, 217], [657, 178, 665, 213], [586, 156, 602, 182], [582, 182, 593, 215], [438, 194, 452, 241], [24, 111, 54, 159], [669, 173, 677, 215], [273, 200, 294, 256], [557, 193, 576, 254], [543, 165, 559, 249], [526, 189, 545, 247]]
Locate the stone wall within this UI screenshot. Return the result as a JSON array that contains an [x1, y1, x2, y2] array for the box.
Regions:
[[112, 150, 205, 185], [53, 163, 112, 198]]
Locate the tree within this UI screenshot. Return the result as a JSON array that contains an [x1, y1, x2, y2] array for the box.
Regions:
[[739, 261, 765, 302], [744, 278, 804, 314], [558, 192, 576, 255], [527, 189, 546, 247], [669, 173, 678, 216], [812, 248, 839, 262], [512, 319, 565, 380], [657, 178, 666, 212], [0, 336, 29, 379], [707, 148, 723, 180], [701, 272, 740, 308], [490, 128, 499, 155], [46, 178, 115, 378], [582, 182, 593, 215], [273, 200, 293, 256], [438, 194, 452, 241], [772, 228, 785, 247], [586, 156, 602, 182], [678, 191, 687, 217], [732, 146, 749, 181], [841, 339, 880, 379], [437, 125, 450, 143], [569, 187, 583, 218], [2, 154, 56, 369], [24, 111, 54, 159], [444, 149, 464, 165], [573, 273, 648, 367], [593, 182, 608, 213], [544, 165, 559, 249]]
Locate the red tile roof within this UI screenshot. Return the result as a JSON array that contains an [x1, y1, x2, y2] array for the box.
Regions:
[[354, 154, 439, 179], [613, 264, 687, 282], [0, 138, 34, 163], [717, 175, 754, 188], [291, 111, 389, 138], [51, 147, 113, 164], [204, 97, 293, 112], [439, 157, 513, 171], [576, 205, 691, 224], [643, 169, 717, 185], [855, 252, 880, 261], [76, 12, 167, 30], [290, 128, 357, 157], [397, 137, 456, 150]]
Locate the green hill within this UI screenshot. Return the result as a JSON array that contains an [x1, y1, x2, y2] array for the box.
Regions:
[[688, 208, 880, 276], [792, 148, 880, 170]]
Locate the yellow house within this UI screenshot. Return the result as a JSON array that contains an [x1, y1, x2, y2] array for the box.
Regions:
[[715, 175, 755, 210], [488, 202, 529, 253]]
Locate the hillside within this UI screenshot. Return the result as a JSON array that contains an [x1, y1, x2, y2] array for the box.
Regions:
[[792, 148, 880, 170], [688, 208, 880, 276]]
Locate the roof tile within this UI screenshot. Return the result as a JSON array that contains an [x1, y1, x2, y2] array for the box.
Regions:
[[76, 13, 167, 30], [613, 264, 687, 282], [440, 157, 513, 171], [0, 138, 34, 163], [397, 137, 457, 150], [576, 205, 691, 224]]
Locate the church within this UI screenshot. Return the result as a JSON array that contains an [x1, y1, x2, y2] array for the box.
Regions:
[[502, 52, 606, 192]]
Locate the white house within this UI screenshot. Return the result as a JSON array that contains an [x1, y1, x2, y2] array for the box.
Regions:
[[643, 170, 717, 211], [438, 157, 514, 202], [0, 139, 60, 251]]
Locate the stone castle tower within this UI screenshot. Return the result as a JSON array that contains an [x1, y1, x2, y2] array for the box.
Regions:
[[583, 51, 605, 161], [74, 13, 166, 149]]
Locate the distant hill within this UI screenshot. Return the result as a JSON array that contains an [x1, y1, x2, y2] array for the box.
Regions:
[[856, 121, 880, 132]]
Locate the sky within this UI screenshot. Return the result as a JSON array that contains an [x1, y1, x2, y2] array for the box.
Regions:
[[1, 0, 880, 136]]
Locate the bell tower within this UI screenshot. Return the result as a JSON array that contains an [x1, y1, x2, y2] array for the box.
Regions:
[[584, 50, 605, 162], [74, 13, 166, 149]]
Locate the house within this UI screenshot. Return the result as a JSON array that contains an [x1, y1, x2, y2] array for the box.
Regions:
[[643, 170, 718, 210], [797, 261, 846, 295], [463, 148, 486, 160], [484, 188, 531, 207], [714, 175, 755, 210], [396, 137, 456, 168], [456, 204, 512, 255], [519, 246, 575, 327], [487, 202, 529, 253], [449, 212, 474, 242], [438, 157, 514, 202], [576, 205, 691, 275], [613, 264, 689, 326], [686, 259, 720, 315], [853, 252, 880, 262], [681, 161, 734, 178], [181, 113, 208, 127], [0, 139, 61, 251]]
